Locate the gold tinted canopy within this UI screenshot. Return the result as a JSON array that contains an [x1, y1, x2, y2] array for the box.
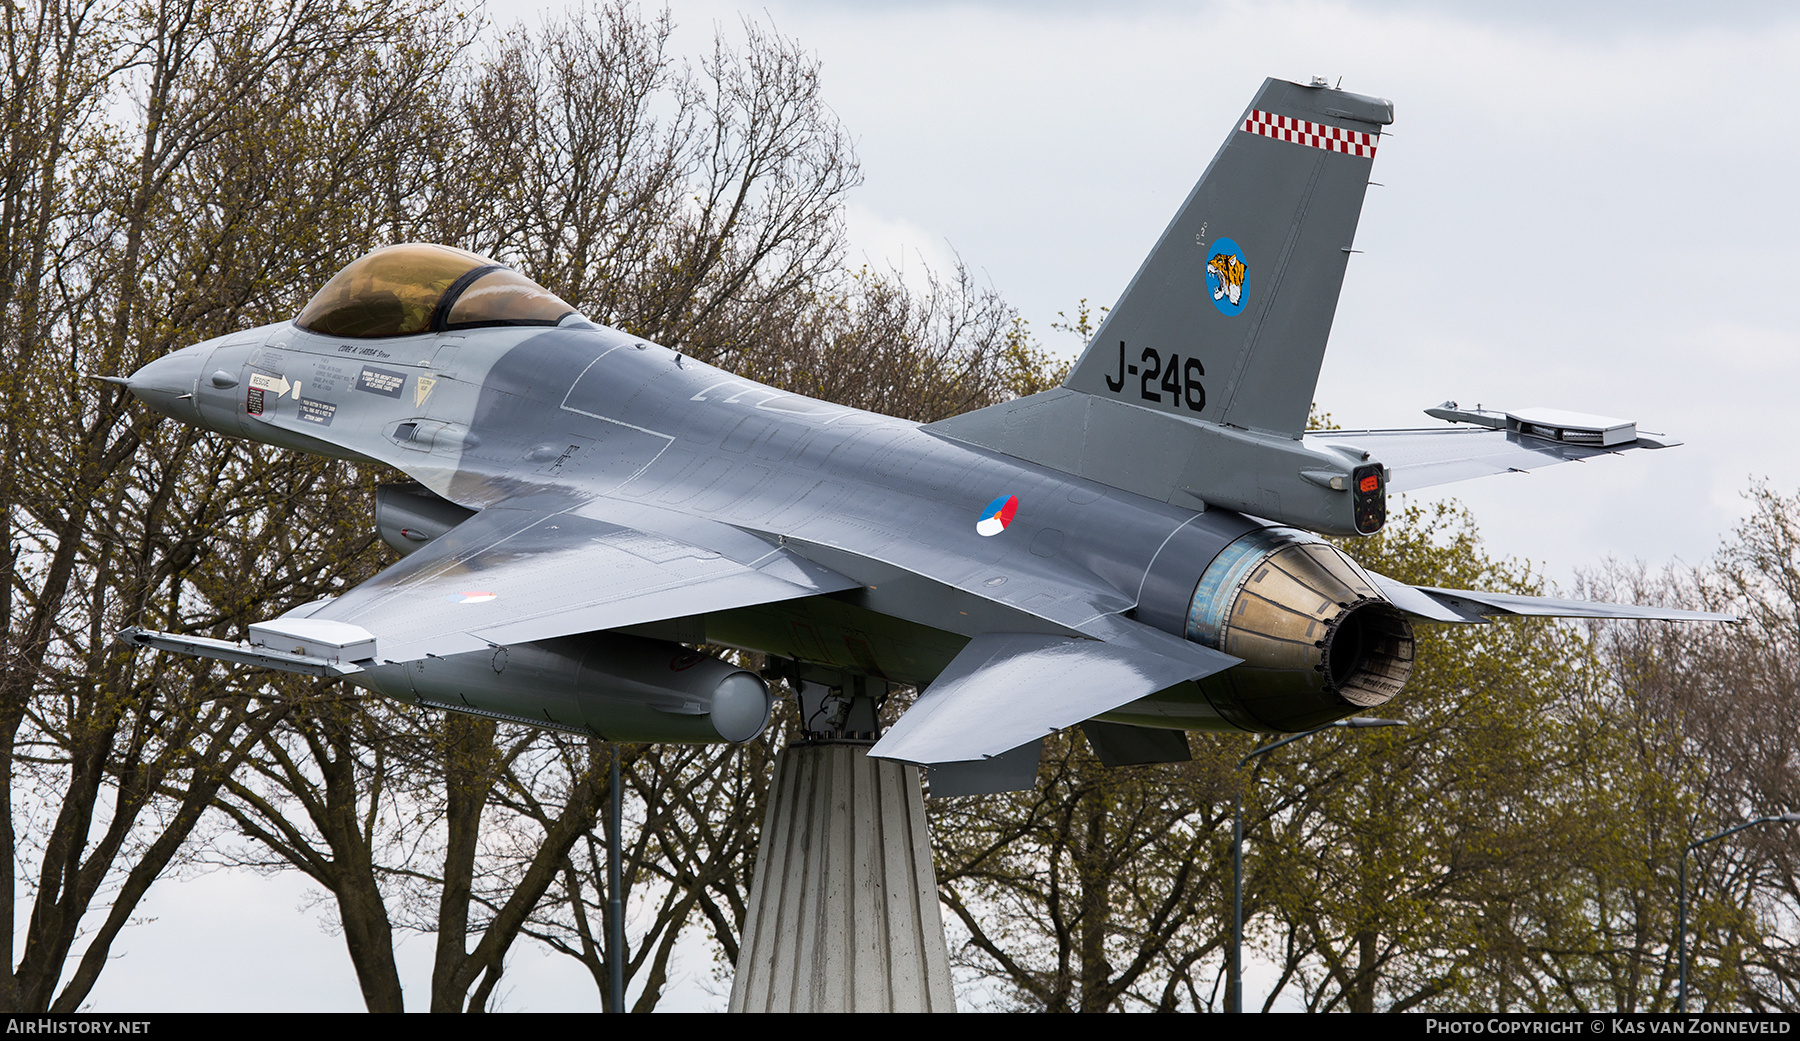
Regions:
[[296, 243, 577, 338]]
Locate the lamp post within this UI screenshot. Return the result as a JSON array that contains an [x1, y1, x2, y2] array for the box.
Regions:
[[608, 745, 624, 1013], [1676, 811, 1800, 1012], [1227, 716, 1405, 1013]]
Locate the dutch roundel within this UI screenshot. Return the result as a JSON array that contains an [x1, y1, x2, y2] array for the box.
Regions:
[[976, 495, 1018, 537], [446, 591, 498, 604]]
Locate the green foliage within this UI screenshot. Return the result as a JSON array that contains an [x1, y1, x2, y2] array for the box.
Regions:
[[1051, 298, 1105, 346], [930, 499, 1791, 1014], [934, 734, 1236, 1011], [1266, 505, 1613, 1010]]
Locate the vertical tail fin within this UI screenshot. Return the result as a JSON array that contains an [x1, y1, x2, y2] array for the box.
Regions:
[[926, 78, 1393, 535], [1062, 78, 1392, 438]]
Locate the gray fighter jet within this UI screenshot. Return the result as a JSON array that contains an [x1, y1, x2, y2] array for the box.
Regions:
[[117, 78, 1726, 795]]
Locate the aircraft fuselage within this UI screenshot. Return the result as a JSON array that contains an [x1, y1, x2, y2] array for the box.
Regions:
[[132, 317, 1276, 731]]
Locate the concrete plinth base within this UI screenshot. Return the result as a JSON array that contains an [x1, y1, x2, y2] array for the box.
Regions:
[[728, 743, 956, 1012]]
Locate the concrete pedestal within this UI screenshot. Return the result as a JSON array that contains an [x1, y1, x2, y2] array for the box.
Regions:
[[728, 743, 956, 1012]]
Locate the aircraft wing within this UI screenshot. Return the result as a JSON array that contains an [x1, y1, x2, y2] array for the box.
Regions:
[[868, 617, 1238, 775], [1307, 404, 1683, 493], [198, 500, 859, 669], [1368, 571, 1734, 624]]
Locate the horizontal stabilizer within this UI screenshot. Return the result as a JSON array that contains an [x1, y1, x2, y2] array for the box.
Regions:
[[869, 627, 1236, 768], [1422, 403, 1679, 448], [1309, 402, 1683, 494], [1413, 587, 1733, 623], [1369, 572, 1734, 624]]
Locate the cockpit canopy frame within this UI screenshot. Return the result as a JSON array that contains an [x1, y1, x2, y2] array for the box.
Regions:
[[295, 243, 578, 339]]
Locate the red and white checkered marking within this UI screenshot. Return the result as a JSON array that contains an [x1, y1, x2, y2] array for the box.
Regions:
[[1241, 109, 1379, 158]]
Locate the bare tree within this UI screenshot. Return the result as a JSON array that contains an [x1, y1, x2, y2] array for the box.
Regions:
[[0, 0, 477, 1011], [423, 3, 861, 373], [518, 729, 776, 1011], [181, 6, 936, 1012], [211, 700, 627, 1012], [739, 261, 1065, 422], [1572, 486, 1800, 1011], [930, 734, 1236, 1012]]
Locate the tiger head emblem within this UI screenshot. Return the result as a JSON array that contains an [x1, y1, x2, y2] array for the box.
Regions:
[[1208, 251, 1246, 307]]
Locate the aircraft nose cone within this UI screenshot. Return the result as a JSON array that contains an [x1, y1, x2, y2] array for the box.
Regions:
[[126, 348, 203, 424]]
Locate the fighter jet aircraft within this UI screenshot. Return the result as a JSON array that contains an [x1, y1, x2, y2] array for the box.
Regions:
[[117, 77, 1727, 795]]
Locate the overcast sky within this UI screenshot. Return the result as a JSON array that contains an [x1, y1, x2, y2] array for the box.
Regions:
[[626, 0, 1800, 591], [85, 0, 1800, 1012]]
